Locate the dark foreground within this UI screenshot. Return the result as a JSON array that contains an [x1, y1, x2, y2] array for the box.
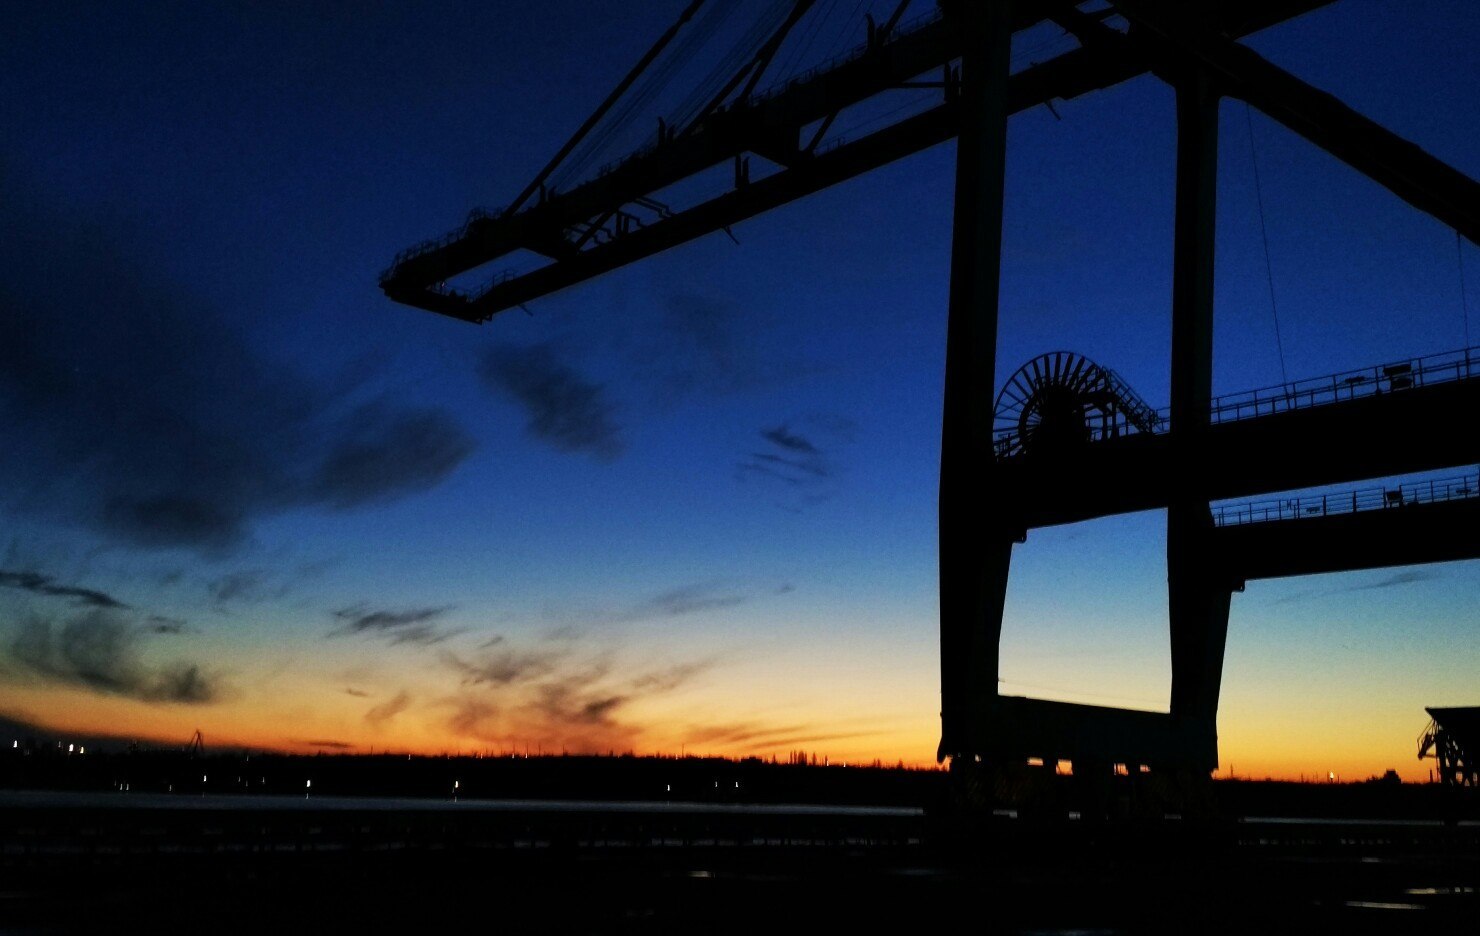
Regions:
[[1, 792, 1477, 934]]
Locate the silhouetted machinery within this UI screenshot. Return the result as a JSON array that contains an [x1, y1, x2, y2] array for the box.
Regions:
[[1419, 707, 1479, 787], [992, 351, 1163, 459]]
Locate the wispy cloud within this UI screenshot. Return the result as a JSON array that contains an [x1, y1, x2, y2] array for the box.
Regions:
[[760, 425, 819, 454], [330, 604, 461, 646], [208, 570, 270, 605], [145, 615, 192, 635], [1347, 570, 1437, 591], [1269, 569, 1440, 605], [444, 648, 563, 686], [296, 739, 355, 750], [0, 569, 128, 610], [439, 636, 716, 755], [479, 343, 623, 461], [630, 294, 805, 403], [678, 721, 879, 751], [365, 690, 412, 727], [736, 415, 856, 509], [6, 611, 221, 704], [616, 583, 749, 623]]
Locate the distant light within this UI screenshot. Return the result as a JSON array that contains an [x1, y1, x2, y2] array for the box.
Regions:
[[79, 747, 85, 755], [306, 780, 312, 788], [453, 781, 459, 789], [68, 743, 74, 753], [11, 740, 16, 749], [202, 775, 207, 783]]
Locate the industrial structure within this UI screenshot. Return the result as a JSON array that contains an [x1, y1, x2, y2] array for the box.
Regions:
[[1419, 707, 1479, 787], [381, 2, 1480, 785]]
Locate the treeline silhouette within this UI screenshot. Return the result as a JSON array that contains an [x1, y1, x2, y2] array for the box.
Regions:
[[1, 744, 942, 806], [6, 744, 1476, 818]]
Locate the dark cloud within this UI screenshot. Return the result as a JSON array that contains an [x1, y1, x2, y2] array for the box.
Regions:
[[479, 343, 623, 461], [309, 404, 474, 509], [1269, 569, 1440, 605], [632, 294, 799, 402], [145, 615, 192, 635], [444, 648, 562, 686], [680, 721, 878, 750], [297, 739, 355, 750], [760, 425, 819, 454], [441, 643, 714, 754], [330, 605, 458, 645], [1347, 570, 1437, 591], [208, 560, 338, 607], [6, 611, 221, 704], [365, 690, 412, 727], [208, 570, 270, 605], [447, 698, 499, 738], [0, 569, 129, 610], [616, 584, 748, 622], [388, 623, 466, 646], [736, 414, 857, 509], [478, 634, 506, 649], [0, 176, 474, 554], [628, 660, 713, 694], [739, 451, 830, 482], [520, 663, 638, 749], [343, 687, 371, 698]]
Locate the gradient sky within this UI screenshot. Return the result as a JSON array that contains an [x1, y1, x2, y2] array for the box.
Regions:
[[1, 1, 1476, 781]]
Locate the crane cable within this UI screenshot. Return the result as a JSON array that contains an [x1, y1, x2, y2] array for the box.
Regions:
[[552, 0, 742, 191], [1244, 102, 1290, 389]]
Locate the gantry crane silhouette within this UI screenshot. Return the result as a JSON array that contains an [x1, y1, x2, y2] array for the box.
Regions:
[[382, 1, 1480, 784]]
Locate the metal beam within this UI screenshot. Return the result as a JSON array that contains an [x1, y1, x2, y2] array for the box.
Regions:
[[382, 0, 1335, 320], [1215, 496, 1480, 582], [1112, 0, 1480, 245], [938, 0, 1014, 763], [1165, 63, 1229, 739], [994, 376, 1480, 530]]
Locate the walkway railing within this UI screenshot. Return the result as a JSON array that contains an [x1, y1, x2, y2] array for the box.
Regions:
[[992, 346, 1478, 459], [1211, 471, 1480, 527], [1202, 346, 1477, 425]]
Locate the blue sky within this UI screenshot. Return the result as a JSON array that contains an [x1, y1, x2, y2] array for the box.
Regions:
[[0, 0, 1476, 776]]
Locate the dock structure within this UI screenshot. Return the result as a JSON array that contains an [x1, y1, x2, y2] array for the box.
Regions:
[[1420, 707, 1480, 787], [379, 2, 1480, 786]]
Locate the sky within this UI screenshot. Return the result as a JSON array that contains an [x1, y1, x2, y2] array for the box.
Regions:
[[0, 0, 1476, 781]]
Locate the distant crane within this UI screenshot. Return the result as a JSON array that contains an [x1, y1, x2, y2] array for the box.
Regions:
[[186, 730, 205, 757], [1419, 708, 1478, 787]]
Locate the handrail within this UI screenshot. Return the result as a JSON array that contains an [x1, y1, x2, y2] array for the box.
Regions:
[[992, 346, 1479, 459], [1211, 470, 1480, 527]]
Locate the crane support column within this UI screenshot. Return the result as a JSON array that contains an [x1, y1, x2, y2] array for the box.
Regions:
[[1166, 64, 1231, 771], [938, 0, 1014, 762]]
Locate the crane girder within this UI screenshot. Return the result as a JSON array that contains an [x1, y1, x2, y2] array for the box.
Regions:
[[381, 0, 1336, 322]]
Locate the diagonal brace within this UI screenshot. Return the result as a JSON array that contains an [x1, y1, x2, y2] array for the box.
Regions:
[[1111, 0, 1480, 245]]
